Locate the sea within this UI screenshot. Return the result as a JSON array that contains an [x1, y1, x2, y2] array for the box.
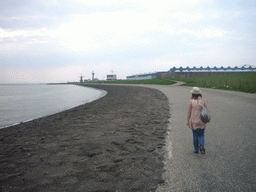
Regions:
[[0, 84, 107, 129]]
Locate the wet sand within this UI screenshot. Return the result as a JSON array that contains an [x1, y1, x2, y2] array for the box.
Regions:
[[0, 84, 170, 192]]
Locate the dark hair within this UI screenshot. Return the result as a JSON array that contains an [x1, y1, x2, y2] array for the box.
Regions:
[[191, 93, 202, 99]]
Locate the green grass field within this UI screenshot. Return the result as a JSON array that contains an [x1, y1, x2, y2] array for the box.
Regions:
[[88, 78, 176, 85], [173, 73, 256, 93], [85, 73, 256, 93]]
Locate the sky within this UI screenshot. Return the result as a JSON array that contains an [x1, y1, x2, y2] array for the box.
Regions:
[[0, 0, 255, 83]]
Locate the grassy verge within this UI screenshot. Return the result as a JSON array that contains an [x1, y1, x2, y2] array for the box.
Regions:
[[173, 73, 256, 93], [87, 78, 176, 85]]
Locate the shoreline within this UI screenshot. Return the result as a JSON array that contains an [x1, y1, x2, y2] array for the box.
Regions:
[[0, 84, 170, 191], [0, 84, 107, 129]]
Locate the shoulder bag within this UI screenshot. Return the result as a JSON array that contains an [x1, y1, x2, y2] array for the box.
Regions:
[[200, 99, 211, 123]]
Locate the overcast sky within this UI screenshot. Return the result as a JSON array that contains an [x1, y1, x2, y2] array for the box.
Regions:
[[1, 0, 255, 83]]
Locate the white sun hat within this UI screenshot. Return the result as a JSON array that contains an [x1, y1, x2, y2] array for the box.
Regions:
[[191, 87, 201, 94]]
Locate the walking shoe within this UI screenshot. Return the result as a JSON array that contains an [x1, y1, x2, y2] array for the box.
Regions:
[[199, 145, 205, 155], [194, 150, 199, 154]]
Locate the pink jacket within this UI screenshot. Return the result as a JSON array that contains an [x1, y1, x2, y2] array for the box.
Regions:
[[187, 97, 209, 130]]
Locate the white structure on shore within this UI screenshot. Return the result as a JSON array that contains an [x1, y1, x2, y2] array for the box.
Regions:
[[106, 69, 117, 81], [106, 74, 117, 81]]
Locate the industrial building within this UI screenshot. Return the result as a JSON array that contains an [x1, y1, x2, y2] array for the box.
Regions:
[[126, 73, 157, 80], [158, 65, 256, 78], [127, 65, 256, 80]]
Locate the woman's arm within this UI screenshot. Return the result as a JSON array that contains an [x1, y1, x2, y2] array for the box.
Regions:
[[203, 98, 209, 111], [187, 100, 192, 126]]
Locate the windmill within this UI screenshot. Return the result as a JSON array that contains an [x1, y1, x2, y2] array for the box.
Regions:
[[79, 74, 85, 83]]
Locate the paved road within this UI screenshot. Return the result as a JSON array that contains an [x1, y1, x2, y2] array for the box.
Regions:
[[138, 83, 256, 191]]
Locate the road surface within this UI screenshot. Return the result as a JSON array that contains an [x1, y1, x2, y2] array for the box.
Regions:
[[141, 83, 256, 191]]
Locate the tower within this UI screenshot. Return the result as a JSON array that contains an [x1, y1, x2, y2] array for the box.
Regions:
[[92, 71, 95, 81]]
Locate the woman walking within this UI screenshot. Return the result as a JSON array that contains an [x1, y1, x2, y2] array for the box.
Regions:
[[187, 87, 209, 154]]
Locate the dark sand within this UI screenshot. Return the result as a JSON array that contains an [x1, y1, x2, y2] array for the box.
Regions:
[[0, 84, 170, 192]]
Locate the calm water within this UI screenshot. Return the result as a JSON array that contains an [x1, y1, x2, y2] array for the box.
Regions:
[[0, 84, 107, 128]]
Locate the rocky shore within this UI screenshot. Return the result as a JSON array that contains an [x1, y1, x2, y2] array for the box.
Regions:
[[0, 84, 170, 192]]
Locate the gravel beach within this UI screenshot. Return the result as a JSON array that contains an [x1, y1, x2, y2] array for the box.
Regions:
[[0, 84, 170, 192]]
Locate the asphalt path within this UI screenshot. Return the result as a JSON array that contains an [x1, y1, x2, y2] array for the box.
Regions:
[[138, 83, 256, 191]]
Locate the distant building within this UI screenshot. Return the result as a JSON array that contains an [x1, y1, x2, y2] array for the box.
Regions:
[[169, 65, 256, 72], [157, 65, 256, 79], [106, 74, 117, 81], [126, 73, 157, 80]]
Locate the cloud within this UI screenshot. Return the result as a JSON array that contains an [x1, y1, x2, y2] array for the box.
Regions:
[[0, 64, 84, 84], [0, 27, 52, 56], [49, 11, 157, 51], [0, 28, 48, 38], [0, 67, 40, 84], [75, 0, 200, 11], [0, 0, 216, 55], [0, 9, 203, 53], [0, 0, 255, 83], [0, 61, 126, 83], [177, 27, 226, 38]]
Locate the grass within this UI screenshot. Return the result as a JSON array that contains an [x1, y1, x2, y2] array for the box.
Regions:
[[83, 73, 256, 93], [87, 78, 176, 85], [173, 73, 256, 93]]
